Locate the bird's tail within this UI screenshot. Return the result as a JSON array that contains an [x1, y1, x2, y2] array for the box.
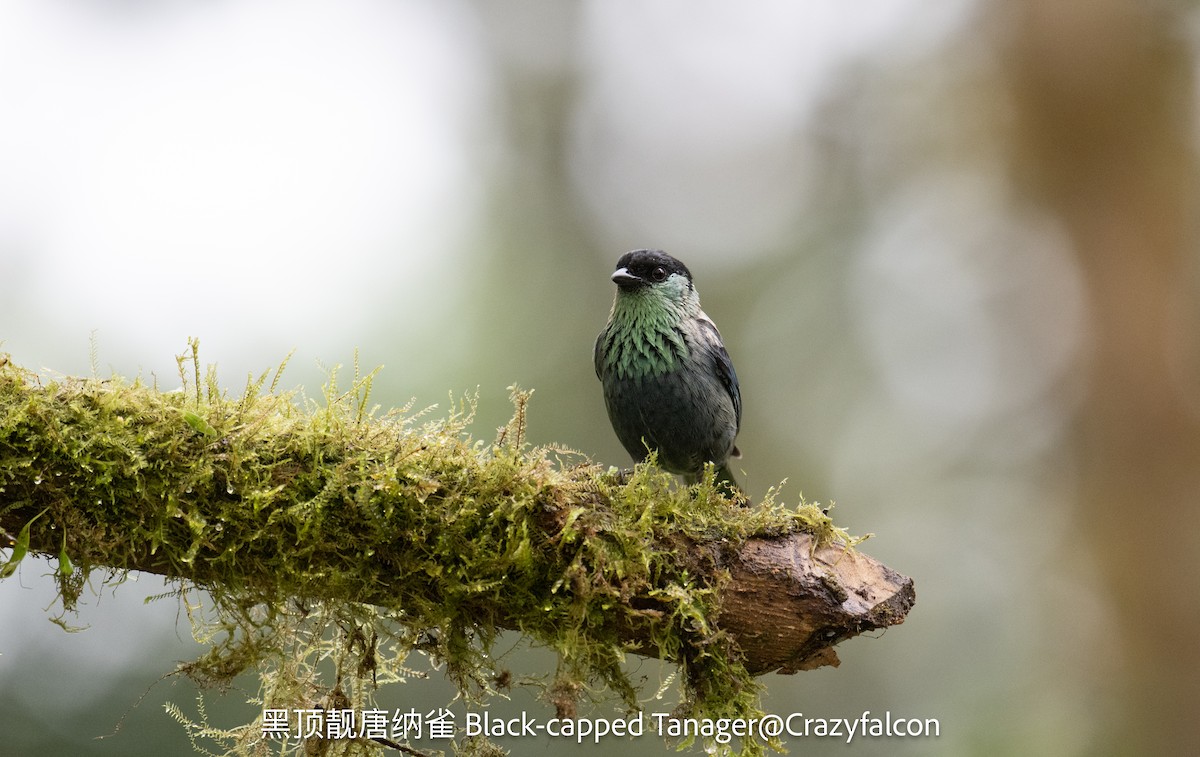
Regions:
[[683, 463, 745, 502], [684, 462, 746, 502], [714, 463, 745, 502]]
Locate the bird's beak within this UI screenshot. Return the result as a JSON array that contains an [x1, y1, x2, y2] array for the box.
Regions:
[[611, 268, 642, 288]]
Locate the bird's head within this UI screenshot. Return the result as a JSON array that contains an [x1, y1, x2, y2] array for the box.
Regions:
[[601, 249, 700, 374], [610, 249, 695, 307]]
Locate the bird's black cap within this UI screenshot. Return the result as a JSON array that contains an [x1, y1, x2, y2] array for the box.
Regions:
[[611, 249, 693, 290]]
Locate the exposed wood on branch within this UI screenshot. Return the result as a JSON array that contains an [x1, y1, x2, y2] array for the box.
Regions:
[[0, 355, 913, 680]]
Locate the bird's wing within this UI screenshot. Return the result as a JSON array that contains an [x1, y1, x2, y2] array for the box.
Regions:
[[695, 315, 741, 431], [593, 329, 606, 380]]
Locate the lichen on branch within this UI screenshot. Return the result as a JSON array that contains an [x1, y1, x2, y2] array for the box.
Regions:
[[0, 343, 899, 756]]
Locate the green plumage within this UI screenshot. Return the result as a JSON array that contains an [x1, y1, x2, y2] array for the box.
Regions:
[[598, 272, 694, 381]]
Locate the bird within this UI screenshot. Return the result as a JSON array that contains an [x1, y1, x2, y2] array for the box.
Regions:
[[594, 249, 743, 495]]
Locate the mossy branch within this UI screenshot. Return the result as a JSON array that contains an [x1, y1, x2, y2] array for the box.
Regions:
[[0, 347, 913, 756]]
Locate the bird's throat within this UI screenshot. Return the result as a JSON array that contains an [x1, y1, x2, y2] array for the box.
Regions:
[[604, 290, 691, 380]]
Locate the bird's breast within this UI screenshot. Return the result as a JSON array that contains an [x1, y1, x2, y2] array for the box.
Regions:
[[602, 323, 689, 382]]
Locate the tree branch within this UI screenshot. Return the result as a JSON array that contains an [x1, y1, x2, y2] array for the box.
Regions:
[[0, 350, 912, 709]]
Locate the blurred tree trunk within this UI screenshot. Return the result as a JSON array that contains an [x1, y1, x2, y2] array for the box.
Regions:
[[1003, 1, 1200, 754], [465, 1, 606, 444]]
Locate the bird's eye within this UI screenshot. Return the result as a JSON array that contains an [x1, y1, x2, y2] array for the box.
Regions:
[[650, 267, 668, 282]]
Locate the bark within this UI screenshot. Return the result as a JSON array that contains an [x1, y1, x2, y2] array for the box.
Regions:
[[0, 356, 913, 678]]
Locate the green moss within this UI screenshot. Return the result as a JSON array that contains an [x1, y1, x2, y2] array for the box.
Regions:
[[0, 344, 856, 756]]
